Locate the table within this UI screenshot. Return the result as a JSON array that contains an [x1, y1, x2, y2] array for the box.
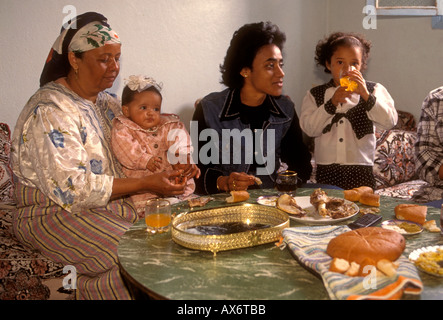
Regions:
[[117, 188, 443, 300]]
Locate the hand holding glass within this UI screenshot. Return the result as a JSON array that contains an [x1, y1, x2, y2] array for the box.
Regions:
[[145, 199, 171, 234]]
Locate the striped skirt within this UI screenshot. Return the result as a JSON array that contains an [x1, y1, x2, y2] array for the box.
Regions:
[[12, 182, 138, 300]]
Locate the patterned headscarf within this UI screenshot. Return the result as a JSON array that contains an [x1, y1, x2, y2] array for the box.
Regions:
[[40, 12, 121, 87]]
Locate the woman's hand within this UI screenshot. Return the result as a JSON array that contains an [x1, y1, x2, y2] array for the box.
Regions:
[[111, 169, 188, 199], [217, 172, 256, 192]]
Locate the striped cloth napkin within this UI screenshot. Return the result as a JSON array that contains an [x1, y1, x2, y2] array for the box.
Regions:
[[282, 225, 423, 300]]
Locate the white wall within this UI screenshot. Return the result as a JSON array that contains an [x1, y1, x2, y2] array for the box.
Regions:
[[0, 0, 327, 130], [327, 0, 443, 122], [1, 0, 441, 129]]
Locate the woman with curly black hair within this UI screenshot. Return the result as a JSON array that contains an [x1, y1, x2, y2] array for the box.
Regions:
[[192, 22, 312, 194], [300, 32, 397, 190]]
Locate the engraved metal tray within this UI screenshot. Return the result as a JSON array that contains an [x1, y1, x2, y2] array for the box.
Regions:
[[171, 203, 289, 254]]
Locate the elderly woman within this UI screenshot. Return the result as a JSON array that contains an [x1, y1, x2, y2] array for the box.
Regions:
[[192, 22, 312, 194], [11, 12, 193, 300]]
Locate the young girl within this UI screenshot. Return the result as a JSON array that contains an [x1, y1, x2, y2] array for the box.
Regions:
[[300, 32, 397, 190], [111, 75, 199, 215]]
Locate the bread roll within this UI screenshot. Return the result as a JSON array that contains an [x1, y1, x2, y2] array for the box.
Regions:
[[377, 259, 397, 277], [343, 190, 360, 202], [358, 257, 377, 277], [394, 204, 427, 225], [345, 262, 360, 277], [226, 190, 250, 203], [359, 193, 380, 207], [326, 227, 406, 265], [423, 220, 441, 232], [343, 186, 374, 202], [329, 258, 350, 274], [354, 186, 374, 195]]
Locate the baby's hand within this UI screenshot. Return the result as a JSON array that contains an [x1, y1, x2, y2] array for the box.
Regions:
[[172, 162, 200, 180], [146, 156, 162, 172]]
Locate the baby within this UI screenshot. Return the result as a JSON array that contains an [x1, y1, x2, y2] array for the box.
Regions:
[[111, 75, 198, 216]]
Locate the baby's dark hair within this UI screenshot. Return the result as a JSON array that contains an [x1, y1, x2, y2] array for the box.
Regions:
[[121, 86, 163, 106], [315, 32, 372, 74]]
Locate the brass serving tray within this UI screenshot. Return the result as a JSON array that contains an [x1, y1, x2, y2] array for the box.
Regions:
[[171, 203, 289, 254]]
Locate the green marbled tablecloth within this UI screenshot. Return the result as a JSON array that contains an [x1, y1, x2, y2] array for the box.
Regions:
[[117, 188, 443, 300]]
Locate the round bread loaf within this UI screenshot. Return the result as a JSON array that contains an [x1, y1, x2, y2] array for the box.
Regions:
[[326, 227, 405, 264]]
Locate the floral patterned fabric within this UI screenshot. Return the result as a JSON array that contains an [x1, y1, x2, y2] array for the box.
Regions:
[[0, 206, 65, 300], [11, 82, 122, 214], [373, 129, 418, 189], [0, 120, 65, 300], [0, 123, 14, 204]]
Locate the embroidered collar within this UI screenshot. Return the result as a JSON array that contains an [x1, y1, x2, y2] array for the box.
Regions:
[[219, 89, 287, 121], [115, 113, 180, 133]]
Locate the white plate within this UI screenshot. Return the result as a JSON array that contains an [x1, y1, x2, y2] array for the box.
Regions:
[[288, 196, 359, 225], [409, 245, 443, 277], [381, 219, 423, 236]]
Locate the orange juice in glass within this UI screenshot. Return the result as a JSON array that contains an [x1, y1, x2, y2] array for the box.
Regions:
[[339, 66, 358, 92], [145, 199, 171, 234]]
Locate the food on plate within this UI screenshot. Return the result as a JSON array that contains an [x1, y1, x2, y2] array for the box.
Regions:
[[414, 248, 443, 276], [310, 188, 329, 216], [360, 207, 380, 215], [276, 194, 306, 217], [359, 193, 380, 207], [381, 219, 424, 235], [397, 221, 422, 233], [394, 204, 427, 225], [188, 196, 213, 208], [423, 220, 441, 233], [226, 190, 250, 203], [326, 227, 406, 265], [309, 188, 357, 219]]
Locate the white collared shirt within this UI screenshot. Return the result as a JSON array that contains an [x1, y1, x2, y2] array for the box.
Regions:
[[300, 82, 397, 166]]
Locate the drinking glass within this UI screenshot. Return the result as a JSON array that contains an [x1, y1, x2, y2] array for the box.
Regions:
[[339, 66, 358, 92], [145, 199, 171, 234], [275, 170, 300, 196]]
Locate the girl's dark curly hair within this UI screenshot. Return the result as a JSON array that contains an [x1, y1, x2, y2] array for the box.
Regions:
[[315, 32, 372, 74], [220, 21, 286, 89]]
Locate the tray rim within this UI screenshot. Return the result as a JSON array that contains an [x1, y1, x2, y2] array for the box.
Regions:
[[171, 203, 289, 254]]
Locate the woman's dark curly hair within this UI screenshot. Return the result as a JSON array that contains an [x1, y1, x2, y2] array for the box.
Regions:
[[220, 21, 286, 89], [315, 32, 372, 74]]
